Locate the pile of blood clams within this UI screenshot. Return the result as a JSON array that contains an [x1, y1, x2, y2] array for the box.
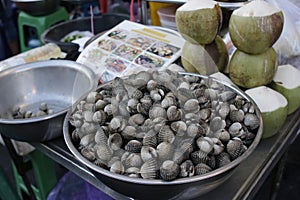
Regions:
[[68, 70, 262, 181]]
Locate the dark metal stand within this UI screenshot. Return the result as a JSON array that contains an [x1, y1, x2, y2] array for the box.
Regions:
[[1, 134, 36, 200]]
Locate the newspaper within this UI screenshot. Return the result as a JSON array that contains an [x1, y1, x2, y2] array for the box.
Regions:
[[76, 20, 185, 83]]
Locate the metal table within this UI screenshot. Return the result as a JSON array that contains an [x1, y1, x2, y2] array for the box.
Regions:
[[30, 109, 300, 200]]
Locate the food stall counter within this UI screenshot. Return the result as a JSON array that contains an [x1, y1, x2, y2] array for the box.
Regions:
[[31, 109, 300, 199]]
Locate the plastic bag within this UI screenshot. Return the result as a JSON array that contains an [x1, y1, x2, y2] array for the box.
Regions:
[[47, 172, 114, 200], [267, 0, 300, 59]]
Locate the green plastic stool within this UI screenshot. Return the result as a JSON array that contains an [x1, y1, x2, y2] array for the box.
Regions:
[[0, 166, 19, 200], [18, 6, 69, 52], [12, 150, 57, 200]]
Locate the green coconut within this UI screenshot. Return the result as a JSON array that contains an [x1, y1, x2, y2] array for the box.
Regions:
[[209, 72, 234, 85], [229, 47, 278, 88], [181, 58, 199, 74], [229, 0, 284, 54], [176, 0, 222, 45], [181, 36, 229, 75], [269, 64, 300, 114], [245, 86, 288, 139]]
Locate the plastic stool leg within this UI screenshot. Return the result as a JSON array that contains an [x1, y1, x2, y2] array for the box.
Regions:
[[11, 150, 58, 200], [0, 166, 19, 200], [11, 161, 40, 200], [28, 150, 57, 200]]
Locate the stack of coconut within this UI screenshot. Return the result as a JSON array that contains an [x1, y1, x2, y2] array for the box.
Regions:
[[228, 0, 283, 89], [176, 0, 229, 75], [228, 0, 300, 138], [176, 0, 300, 138]]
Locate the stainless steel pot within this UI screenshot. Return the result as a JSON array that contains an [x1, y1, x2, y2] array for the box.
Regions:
[[41, 13, 129, 52], [61, 0, 96, 4], [12, 0, 61, 16]]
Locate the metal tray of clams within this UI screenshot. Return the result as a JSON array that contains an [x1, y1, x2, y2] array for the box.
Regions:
[[63, 70, 263, 200]]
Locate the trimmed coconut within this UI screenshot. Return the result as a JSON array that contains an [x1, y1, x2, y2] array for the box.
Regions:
[[176, 0, 222, 45], [181, 36, 229, 75], [245, 86, 288, 138], [229, 0, 284, 54], [270, 64, 300, 114], [229, 47, 278, 88]]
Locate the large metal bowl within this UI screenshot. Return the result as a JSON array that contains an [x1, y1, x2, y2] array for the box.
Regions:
[[0, 60, 96, 142], [63, 72, 263, 199], [12, 0, 61, 16]]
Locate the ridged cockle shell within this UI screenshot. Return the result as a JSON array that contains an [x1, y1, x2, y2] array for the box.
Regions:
[[80, 133, 95, 147], [226, 138, 247, 160], [96, 143, 113, 162], [194, 163, 212, 175], [157, 142, 174, 162], [244, 113, 260, 130], [126, 167, 141, 178], [183, 99, 200, 113], [219, 91, 236, 102], [125, 140, 142, 153], [94, 128, 108, 144], [228, 122, 243, 137], [170, 121, 187, 136], [95, 99, 108, 110], [196, 137, 214, 154], [217, 102, 230, 119], [191, 150, 209, 165], [140, 158, 158, 179], [149, 105, 167, 119], [160, 160, 180, 181], [81, 147, 96, 162], [108, 133, 123, 151], [121, 126, 136, 140], [179, 160, 195, 178], [229, 109, 245, 122], [110, 160, 125, 174], [210, 116, 226, 132], [141, 146, 158, 162], [142, 130, 158, 147], [124, 153, 143, 168], [128, 113, 146, 126], [214, 128, 230, 142], [158, 125, 175, 143], [86, 91, 101, 103]]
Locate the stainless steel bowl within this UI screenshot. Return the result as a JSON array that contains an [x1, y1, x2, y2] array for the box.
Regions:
[[12, 0, 61, 16], [63, 72, 263, 199], [0, 60, 96, 142]]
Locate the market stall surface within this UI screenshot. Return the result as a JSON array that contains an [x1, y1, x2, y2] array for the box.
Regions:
[[0, 133, 299, 200]]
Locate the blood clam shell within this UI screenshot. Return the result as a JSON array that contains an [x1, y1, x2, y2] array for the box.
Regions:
[[63, 71, 263, 199]]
